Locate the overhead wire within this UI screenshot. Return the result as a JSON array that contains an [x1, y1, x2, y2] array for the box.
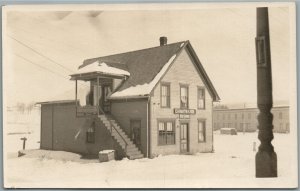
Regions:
[[7, 34, 75, 73]]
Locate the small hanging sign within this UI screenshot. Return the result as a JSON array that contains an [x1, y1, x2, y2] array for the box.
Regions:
[[179, 114, 190, 119], [174, 108, 196, 115]]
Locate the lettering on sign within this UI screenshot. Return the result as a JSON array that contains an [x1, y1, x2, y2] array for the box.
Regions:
[[179, 114, 190, 119], [174, 108, 196, 115]]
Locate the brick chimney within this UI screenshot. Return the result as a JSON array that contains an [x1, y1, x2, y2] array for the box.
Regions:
[[159, 36, 167, 46]]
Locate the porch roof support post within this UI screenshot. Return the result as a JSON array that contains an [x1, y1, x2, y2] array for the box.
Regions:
[[75, 80, 78, 116]]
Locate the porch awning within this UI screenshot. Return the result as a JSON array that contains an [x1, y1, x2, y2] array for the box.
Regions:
[[70, 61, 130, 81]]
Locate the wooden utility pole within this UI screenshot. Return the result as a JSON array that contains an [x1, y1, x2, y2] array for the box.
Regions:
[[255, 7, 277, 177]]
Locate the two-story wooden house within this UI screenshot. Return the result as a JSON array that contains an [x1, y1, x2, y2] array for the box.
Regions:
[[39, 37, 220, 159]]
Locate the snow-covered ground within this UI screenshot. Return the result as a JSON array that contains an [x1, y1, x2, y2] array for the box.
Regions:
[[3, 108, 298, 188]]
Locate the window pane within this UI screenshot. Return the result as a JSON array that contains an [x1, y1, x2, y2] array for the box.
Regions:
[[161, 85, 170, 107], [167, 132, 175, 144], [158, 122, 164, 131], [159, 132, 165, 145], [162, 86, 166, 96], [158, 122, 166, 145], [166, 122, 173, 131], [161, 96, 166, 107], [198, 99, 204, 108], [180, 87, 188, 108], [198, 121, 205, 142]]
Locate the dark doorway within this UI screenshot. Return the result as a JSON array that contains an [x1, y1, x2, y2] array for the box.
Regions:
[[180, 123, 189, 153], [101, 84, 112, 113], [130, 120, 141, 149]]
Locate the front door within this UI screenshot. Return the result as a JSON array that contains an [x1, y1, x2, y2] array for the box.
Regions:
[[130, 120, 141, 149], [101, 84, 112, 113], [180, 123, 189, 153]]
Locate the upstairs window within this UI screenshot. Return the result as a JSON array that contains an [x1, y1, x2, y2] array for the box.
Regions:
[[161, 83, 170, 108], [198, 120, 206, 142], [197, 88, 205, 109], [180, 85, 189, 108]]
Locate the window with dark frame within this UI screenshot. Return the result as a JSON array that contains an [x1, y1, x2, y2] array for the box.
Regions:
[[197, 88, 205, 109], [180, 85, 189, 108], [161, 83, 170, 108], [198, 120, 206, 142], [158, 121, 175, 145], [86, 122, 95, 143]]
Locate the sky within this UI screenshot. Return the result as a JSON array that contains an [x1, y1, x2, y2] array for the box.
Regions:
[[3, 4, 294, 107]]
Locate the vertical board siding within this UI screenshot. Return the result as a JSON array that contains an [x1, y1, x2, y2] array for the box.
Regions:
[[40, 105, 53, 149], [40, 103, 117, 156], [111, 100, 148, 156]]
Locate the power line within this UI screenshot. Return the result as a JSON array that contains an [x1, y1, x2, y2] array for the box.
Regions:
[[13, 53, 70, 80], [13, 53, 89, 88], [8, 34, 75, 73]]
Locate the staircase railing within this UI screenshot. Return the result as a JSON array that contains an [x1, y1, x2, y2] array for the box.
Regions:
[[109, 120, 128, 155]]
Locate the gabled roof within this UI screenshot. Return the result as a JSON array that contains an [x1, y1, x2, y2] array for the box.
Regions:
[[81, 41, 220, 101]]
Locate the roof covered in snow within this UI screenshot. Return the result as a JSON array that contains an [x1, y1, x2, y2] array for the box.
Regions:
[[70, 61, 130, 80], [80, 41, 220, 101]]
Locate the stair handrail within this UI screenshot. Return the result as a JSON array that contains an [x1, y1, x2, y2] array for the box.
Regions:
[[109, 120, 128, 155]]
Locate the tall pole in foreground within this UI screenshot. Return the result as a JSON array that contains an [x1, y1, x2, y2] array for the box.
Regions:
[[255, 7, 277, 177]]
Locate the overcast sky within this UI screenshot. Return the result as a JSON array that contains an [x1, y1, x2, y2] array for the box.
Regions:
[[3, 4, 294, 106]]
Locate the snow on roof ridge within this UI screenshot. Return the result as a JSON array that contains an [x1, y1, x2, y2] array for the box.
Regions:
[[82, 41, 187, 67], [73, 61, 130, 76], [110, 54, 177, 98]]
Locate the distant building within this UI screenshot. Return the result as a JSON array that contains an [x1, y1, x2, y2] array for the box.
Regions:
[[213, 106, 289, 133]]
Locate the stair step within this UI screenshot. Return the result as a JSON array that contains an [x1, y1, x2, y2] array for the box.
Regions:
[[98, 114, 144, 160], [115, 139, 133, 146], [126, 147, 139, 152], [128, 154, 144, 160], [110, 131, 130, 141], [126, 150, 142, 156], [119, 143, 136, 149]]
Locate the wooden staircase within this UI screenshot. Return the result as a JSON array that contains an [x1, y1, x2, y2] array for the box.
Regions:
[[98, 114, 144, 160]]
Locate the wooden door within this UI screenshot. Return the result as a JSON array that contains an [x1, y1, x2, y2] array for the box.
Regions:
[[130, 120, 141, 149], [180, 123, 189, 153], [101, 84, 112, 113]]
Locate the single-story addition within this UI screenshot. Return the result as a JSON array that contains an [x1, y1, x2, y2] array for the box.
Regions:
[[39, 37, 220, 160]]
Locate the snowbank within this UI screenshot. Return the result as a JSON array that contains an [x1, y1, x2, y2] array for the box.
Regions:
[[4, 132, 297, 188]]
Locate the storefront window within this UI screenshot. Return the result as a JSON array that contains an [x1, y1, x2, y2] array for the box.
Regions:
[[158, 121, 175, 145]]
